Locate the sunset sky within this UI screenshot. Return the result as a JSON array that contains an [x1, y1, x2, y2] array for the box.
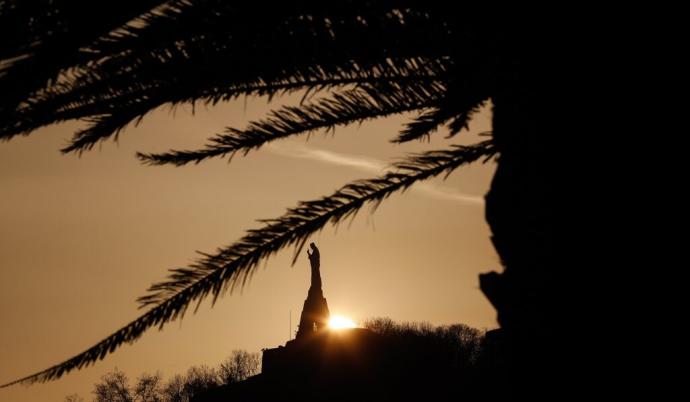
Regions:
[[0, 95, 498, 401]]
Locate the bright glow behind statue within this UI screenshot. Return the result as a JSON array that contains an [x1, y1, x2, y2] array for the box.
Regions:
[[328, 315, 358, 329]]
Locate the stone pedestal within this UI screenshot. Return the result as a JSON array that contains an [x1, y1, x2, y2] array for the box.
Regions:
[[296, 287, 330, 338]]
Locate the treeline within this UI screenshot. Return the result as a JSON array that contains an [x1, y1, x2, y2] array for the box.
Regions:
[[358, 318, 490, 401], [64, 350, 260, 402], [65, 318, 487, 401], [363, 317, 485, 370]]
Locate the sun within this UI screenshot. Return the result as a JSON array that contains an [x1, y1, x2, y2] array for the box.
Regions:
[[328, 315, 358, 330]]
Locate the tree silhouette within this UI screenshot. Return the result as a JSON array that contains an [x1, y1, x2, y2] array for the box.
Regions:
[[0, 1, 561, 396], [180, 365, 218, 400], [93, 369, 133, 402], [133, 373, 163, 402], [218, 350, 261, 385], [64, 394, 84, 402]]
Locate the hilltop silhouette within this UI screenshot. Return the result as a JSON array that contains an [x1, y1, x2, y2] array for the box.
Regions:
[[190, 245, 496, 402]]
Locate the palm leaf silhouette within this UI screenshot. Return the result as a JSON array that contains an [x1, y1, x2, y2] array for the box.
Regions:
[[0, 0, 504, 387]]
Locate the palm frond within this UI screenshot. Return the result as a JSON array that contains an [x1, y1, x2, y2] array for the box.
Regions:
[[1, 1, 461, 141], [58, 59, 449, 154], [395, 80, 489, 143], [0, 0, 169, 116], [137, 80, 447, 166], [0, 139, 494, 387], [3, 56, 451, 144], [0, 0, 168, 62]]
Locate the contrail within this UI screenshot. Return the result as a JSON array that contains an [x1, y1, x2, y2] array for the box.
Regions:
[[265, 142, 484, 205]]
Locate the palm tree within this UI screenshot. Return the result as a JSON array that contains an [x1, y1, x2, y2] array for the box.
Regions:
[[1, 0, 565, 395]]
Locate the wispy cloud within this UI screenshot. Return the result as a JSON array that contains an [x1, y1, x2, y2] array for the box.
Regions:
[[265, 142, 483, 205]]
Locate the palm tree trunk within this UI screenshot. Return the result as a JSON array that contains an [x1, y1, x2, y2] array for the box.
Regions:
[[480, 38, 562, 398]]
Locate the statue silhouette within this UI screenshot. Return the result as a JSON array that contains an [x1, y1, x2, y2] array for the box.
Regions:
[[296, 243, 330, 338], [307, 242, 322, 290]]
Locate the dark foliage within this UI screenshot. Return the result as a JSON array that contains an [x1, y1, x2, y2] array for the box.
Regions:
[[71, 349, 261, 402], [363, 317, 484, 371]]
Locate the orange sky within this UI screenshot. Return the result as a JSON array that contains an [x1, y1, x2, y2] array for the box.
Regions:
[[0, 95, 498, 401]]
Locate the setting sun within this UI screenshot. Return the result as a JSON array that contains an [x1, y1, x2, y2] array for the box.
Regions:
[[328, 315, 358, 330]]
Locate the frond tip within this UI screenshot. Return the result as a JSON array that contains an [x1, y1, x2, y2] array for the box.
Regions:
[[0, 139, 494, 388]]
